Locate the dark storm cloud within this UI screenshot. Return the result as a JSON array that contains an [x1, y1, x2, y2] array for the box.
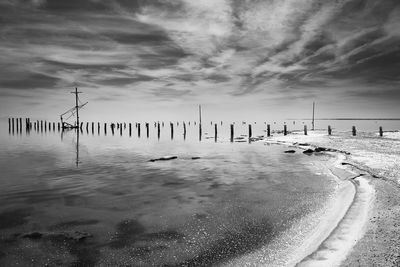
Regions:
[[0, 0, 399, 106]]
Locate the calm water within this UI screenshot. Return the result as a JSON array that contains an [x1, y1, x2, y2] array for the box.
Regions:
[[0, 119, 338, 266]]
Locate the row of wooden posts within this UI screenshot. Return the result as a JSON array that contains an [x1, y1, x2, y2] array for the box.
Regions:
[[8, 118, 386, 139]]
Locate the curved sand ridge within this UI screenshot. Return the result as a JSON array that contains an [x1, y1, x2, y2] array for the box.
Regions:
[[296, 158, 375, 266], [262, 139, 376, 266], [223, 150, 374, 267]]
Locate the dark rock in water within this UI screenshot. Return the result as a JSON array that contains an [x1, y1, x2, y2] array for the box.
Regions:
[[191, 157, 201, 160], [20, 230, 92, 241], [22, 232, 43, 239], [298, 143, 310, 146], [303, 149, 314, 154], [284, 150, 296, 153], [149, 156, 178, 162], [314, 147, 327, 152]]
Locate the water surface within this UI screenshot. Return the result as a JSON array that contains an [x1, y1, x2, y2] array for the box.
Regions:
[[0, 119, 337, 266]]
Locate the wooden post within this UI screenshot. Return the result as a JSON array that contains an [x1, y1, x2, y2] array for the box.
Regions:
[[40, 120, 43, 132], [120, 124, 123, 136], [53, 122, 55, 131], [138, 123, 141, 137], [157, 122, 160, 140], [129, 123, 132, 136], [146, 123, 149, 138], [312, 102, 315, 131], [104, 123, 107, 135], [230, 124, 234, 142], [352, 126, 356, 136], [328, 125, 332, 135], [248, 124, 252, 138], [8, 118, 11, 132], [284, 124, 287, 136], [48, 122, 51, 131], [170, 122, 174, 140], [111, 123, 115, 135], [304, 125, 307, 135], [34, 122, 37, 131], [267, 124, 271, 137], [214, 123, 217, 142], [91, 122, 94, 134], [97, 123, 100, 135], [199, 123, 202, 141], [80, 122, 83, 131], [183, 122, 187, 140], [379, 126, 383, 137]]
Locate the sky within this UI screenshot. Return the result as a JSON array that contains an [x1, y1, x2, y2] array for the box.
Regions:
[[0, 0, 400, 122]]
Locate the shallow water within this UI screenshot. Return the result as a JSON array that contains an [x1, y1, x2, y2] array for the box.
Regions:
[[0, 120, 337, 266]]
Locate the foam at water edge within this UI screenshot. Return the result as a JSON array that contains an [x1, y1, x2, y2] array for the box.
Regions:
[[222, 154, 356, 267], [297, 177, 375, 267]]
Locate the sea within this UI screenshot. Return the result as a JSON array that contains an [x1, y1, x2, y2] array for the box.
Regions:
[[0, 118, 398, 266]]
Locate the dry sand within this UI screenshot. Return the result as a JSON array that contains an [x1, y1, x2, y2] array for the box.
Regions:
[[265, 130, 400, 266]]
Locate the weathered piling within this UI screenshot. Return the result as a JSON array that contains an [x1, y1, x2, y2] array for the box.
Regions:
[[157, 122, 160, 139], [267, 124, 271, 137], [199, 124, 202, 141], [120, 124, 123, 136], [129, 123, 132, 136], [40, 120, 43, 132], [248, 124, 252, 138], [284, 124, 287, 136], [34, 122, 37, 131], [379, 126, 383, 137], [328, 125, 332, 135], [111, 123, 115, 135], [20, 118, 23, 131], [86, 122, 89, 132], [44, 121, 47, 132], [8, 118, 11, 132], [104, 123, 107, 135], [57, 122, 60, 131], [352, 126, 356, 136], [214, 124, 217, 142], [230, 124, 234, 142], [53, 122, 55, 131], [183, 122, 186, 140], [48, 122, 51, 131], [91, 122, 94, 134], [170, 122, 174, 140], [138, 123, 141, 137], [146, 123, 149, 138], [80, 122, 83, 130], [304, 125, 307, 135]]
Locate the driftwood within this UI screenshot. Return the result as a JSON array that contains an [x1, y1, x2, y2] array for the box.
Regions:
[[149, 156, 178, 162]]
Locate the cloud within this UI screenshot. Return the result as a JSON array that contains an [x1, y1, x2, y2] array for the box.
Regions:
[[0, 0, 400, 119]]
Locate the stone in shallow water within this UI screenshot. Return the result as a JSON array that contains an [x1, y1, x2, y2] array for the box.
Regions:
[[303, 149, 314, 154], [149, 156, 178, 162], [284, 150, 296, 153]]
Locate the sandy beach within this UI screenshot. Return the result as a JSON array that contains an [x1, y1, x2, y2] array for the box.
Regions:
[[265, 130, 400, 266]]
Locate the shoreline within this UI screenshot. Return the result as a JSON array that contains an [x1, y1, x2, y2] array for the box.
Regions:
[[263, 130, 400, 266]]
